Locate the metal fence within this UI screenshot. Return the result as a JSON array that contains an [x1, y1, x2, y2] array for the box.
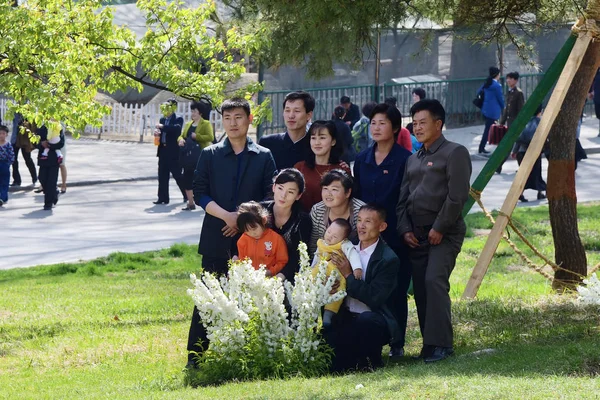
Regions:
[[84, 102, 223, 141], [0, 99, 223, 142], [258, 73, 597, 136], [1, 72, 596, 139]]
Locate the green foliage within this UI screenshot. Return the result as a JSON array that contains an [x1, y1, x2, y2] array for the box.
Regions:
[[222, 0, 410, 77], [0, 0, 262, 135], [222, 0, 587, 78]]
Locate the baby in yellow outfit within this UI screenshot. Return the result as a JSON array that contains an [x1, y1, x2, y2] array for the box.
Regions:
[[40, 120, 63, 164], [312, 218, 362, 329]]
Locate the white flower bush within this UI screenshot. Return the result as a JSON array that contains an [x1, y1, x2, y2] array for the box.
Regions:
[[577, 273, 600, 305], [186, 242, 345, 384]]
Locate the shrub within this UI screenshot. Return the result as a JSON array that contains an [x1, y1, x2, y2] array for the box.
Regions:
[[186, 242, 343, 385]]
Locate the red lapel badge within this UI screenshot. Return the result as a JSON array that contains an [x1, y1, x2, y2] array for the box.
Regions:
[[427, 162, 433, 167]]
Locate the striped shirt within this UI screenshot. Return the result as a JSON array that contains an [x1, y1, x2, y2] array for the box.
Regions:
[[308, 197, 366, 256]]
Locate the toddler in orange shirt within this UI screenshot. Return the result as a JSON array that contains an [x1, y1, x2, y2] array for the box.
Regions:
[[236, 201, 288, 277]]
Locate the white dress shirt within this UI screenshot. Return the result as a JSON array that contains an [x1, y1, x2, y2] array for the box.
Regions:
[[345, 240, 379, 314]]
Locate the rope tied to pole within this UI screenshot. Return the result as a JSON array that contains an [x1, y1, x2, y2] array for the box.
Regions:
[[469, 186, 559, 281], [572, 17, 600, 40]]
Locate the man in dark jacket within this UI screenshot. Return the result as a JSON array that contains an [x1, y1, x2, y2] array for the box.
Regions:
[[154, 98, 186, 205], [327, 204, 400, 371], [397, 99, 471, 363], [341, 95, 361, 127], [186, 97, 276, 368], [37, 124, 64, 210], [258, 91, 313, 170], [496, 71, 525, 174]]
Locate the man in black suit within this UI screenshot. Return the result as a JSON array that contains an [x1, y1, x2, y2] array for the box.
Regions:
[[154, 98, 186, 204], [327, 204, 400, 371], [186, 97, 276, 368]]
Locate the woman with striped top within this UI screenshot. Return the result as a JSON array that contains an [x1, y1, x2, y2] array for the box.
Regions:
[[308, 169, 365, 256]]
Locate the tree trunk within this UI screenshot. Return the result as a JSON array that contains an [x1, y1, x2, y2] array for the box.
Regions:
[[547, 41, 600, 291]]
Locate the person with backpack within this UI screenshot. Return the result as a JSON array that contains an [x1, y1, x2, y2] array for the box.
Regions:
[[477, 67, 505, 154], [351, 102, 377, 154], [178, 101, 214, 210]]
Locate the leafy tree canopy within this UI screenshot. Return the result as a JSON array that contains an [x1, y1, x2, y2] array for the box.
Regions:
[[222, 0, 586, 77], [0, 0, 261, 135]]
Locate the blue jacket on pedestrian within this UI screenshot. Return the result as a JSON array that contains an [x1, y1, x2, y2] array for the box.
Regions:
[[481, 80, 505, 120]]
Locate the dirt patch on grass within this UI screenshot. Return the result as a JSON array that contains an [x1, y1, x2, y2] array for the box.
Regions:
[[0, 310, 14, 319], [472, 229, 492, 236]]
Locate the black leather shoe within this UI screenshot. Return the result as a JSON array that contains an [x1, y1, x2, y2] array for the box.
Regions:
[[496, 165, 502, 174], [479, 149, 490, 154], [424, 347, 454, 363], [43, 205, 52, 210], [537, 192, 546, 200], [519, 195, 528, 203], [412, 345, 435, 360], [153, 200, 169, 205], [182, 204, 196, 211], [389, 346, 404, 358], [11, 181, 21, 187], [185, 360, 198, 370]]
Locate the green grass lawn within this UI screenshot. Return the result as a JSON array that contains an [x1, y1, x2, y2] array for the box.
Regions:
[[2, 205, 600, 399]]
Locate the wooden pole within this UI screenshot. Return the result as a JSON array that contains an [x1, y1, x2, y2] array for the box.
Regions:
[[462, 31, 593, 299]]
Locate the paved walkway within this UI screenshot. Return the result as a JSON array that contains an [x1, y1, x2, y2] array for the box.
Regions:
[[3, 119, 600, 270]]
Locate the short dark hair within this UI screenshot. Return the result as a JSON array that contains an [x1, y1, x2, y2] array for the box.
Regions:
[[320, 169, 354, 195], [340, 96, 351, 104], [333, 105, 346, 120], [237, 201, 269, 232], [221, 98, 251, 116], [0, 125, 8, 134], [274, 168, 305, 194], [410, 99, 446, 129], [283, 91, 315, 113], [507, 71, 520, 80], [384, 97, 397, 107], [330, 218, 352, 238], [412, 87, 426, 100], [359, 203, 387, 222], [306, 120, 343, 168], [361, 102, 377, 119], [370, 103, 403, 139], [534, 104, 543, 116]]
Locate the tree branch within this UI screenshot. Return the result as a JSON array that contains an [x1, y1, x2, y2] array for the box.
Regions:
[[109, 65, 195, 100]]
